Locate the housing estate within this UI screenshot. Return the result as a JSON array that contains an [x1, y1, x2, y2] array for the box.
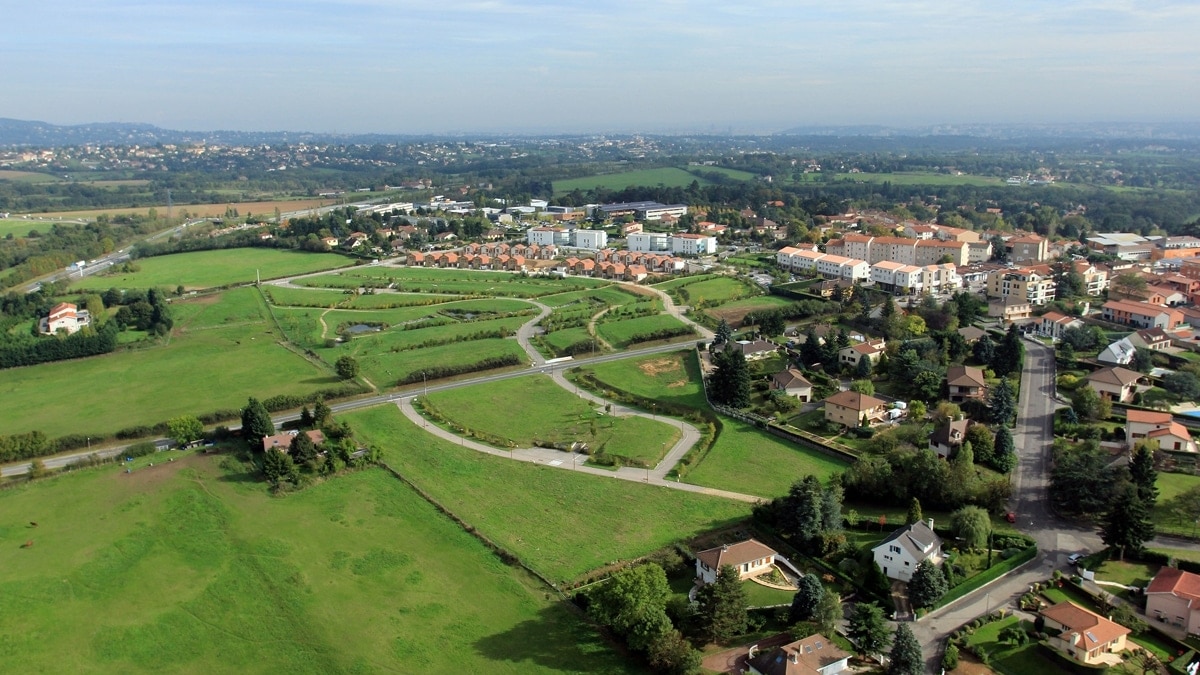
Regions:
[[872, 519, 943, 582]]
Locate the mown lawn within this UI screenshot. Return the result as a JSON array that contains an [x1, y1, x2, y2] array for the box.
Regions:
[[596, 314, 693, 348], [575, 350, 709, 411], [300, 267, 608, 297], [422, 375, 680, 464], [553, 167, 712, 194], [672, 277, 757, 305], [742, 581, 795, 608], [72, 249, 354, 291], [0, 455, 635, 673], [1153, 472, 1200, 537], [686, 417, 849, 498], [346, 404, 753, 584], [0, 288, 338, 437]]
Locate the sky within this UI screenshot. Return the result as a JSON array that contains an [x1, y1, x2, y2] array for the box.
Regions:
[[2, 0, 1198, 134]]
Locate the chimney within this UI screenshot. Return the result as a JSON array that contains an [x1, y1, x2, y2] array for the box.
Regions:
[[927, 518, 935, 531], [791, 653, 798, 664]]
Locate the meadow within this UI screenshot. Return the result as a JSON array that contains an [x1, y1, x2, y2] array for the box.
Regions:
[[34, 197, 338, 221], [553, 167, 711, 195], [0, 288, 339, 437], [704, 295, 797, 327], [667, 276, 758, 305], [300, 267, 609, 297], [0, 217, 66, 237], [423, 375, 681, 464], [595, 314, 693, 348], [72, 249, 354, 291], [831, 171, 1006, 186], [0, 455, 635, 673], [575, 350, 709, 411], [347, 404, 753, 583]]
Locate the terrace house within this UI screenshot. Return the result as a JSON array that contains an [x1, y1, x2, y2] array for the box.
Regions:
[[1102, 300, 1184, 330]]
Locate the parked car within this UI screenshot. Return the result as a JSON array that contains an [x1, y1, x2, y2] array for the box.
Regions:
[[1067, 553, 1084, 566], [1005, 511, 1016, 523]]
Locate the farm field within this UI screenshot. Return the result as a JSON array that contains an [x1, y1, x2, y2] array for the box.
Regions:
[[575, 350, 709, 411], [32, 197, 339, 220], [596, 314, 694, 349], [72, 249, 354, 291], [0, 217, 70, 237], [0, 169, 61, 183], [0, 455, 633, 673], [0, 288, 338, 437], [667, 276, 758, 305], [299, 266, 608, 297], [422, 375, 680, 464], [347, 404, 753, 583], [685, 417, 849, 498], [687, 166, 757, 181], [553, 167, 711, 194]]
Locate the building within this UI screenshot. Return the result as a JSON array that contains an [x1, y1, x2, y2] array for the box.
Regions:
[[1128, 327, 1173, 351], [987, 298, 1033, 322], [694, 539, 777, 585], [626, 232, 670, 252], [1101, 300, 1184, 330], [1085, 367, 1143, 403], [1145, 567, 1200, 635], [945, 365, 988, 402], [670, 233, 717, 256], [838, 341, 885, 369], [1097, 337, 1137, 366], [771, 369, 814, 402], [1126, 409, 1196, 452], [930, 418, 969, 458], [1040, 601, 1130, 667], [730, 339, 778, 361], [986, 267, 1056, 306], [1007, 234, 1049, 263], [261, 429, 326, 454], [39, 302, 91, 335], [1037, 312, 1084, 339], [747, 634, 852, 675], [599, 201, 687, 221], [814, 254, 869, 282], [526, 227, 569, 246], [872, 519, 943, 582], [570, 229, 608, 250], [823, 390, 888, 428]]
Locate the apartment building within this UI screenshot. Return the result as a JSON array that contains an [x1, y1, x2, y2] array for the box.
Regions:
[[986, 267, 1057, 305]]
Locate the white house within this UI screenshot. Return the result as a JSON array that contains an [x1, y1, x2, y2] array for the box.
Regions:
[[627, 232, 670, 252], [1126, 410, 1196, 452], [670, 233, 717, 256], [1097, 337, 1137, 366], [40, 302, 91, 335], [694, 539, 777, 585], [527, 227, 569, 246], [570, 229, 608, 250], [872, 519, 943, 582]]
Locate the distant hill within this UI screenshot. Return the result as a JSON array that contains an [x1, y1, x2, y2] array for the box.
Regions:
[[0, 118, 434, 147], [778, 121, 1200, 140]]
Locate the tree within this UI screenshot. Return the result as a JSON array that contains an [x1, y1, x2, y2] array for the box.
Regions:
[[647, 629, 701, 675], [973, 334, 996, 366], [992, 426, 1017, 473], [846, 602, 891, 658], [1071, 386, 1108, 422], [907, 559, 949, 609], [695, 565, 749, 643], [241, 397, 275, 449], [993, 326, 1024, 377], [800, 329, 822, 366], [759, 311, 785, 337], [967, 424, 996, 466], [789, 574, 824, 623], [777, 476, 843, 553], [1132, 347, 1155, 374], [1101, 481, 1155, 560], [1051, 439, 1117, 516], [1110, 603, 1148, 634], [290, 432, 318, 465], [855, 355, 873, 379], [261, 447, 295, 486], [1112, 271, 1148, 298], [167, 415, 204, 445], [911, 370, 943, 403], [335, 355, 360, 380], [813, 588, 843, 638], [589, 563, 672, 653], [942, 643, 960, 671], [709, 348, 751, 408], [988, 379, 1016, 426], [951, 505, 991, 549], [907, 400, 927, 421], [28, 458, 48, 479], [1129, 441, 1159, 506], [850, 379, 875, 395], [314, 400, 332, 426], [906, 497, 923, 525], [299, 406, 315, 429], [714, 319, 733, 346], [1164, 372, 1200, 402], [887, 623, 923, 675]]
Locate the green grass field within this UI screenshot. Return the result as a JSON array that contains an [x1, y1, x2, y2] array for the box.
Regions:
[[685, 417, 849, 498], [0, 288, 339, 437], [1154, 472, 1200, 537], [0, 455, 634, 673], [299, 267, 608, 298], [72, 249, 355, 291], [596, 314, 693, 348], [553, 167, 711, 195], [347, 404, 753, 583], [831, 171, 1006, 186], [670, 277, 757, 305], [0, 169, 61, 183], [576, 350, 709, 410], [423, 376, 679, 464], [0, 217, 66, 237], [687, 166, 757, 181], [341, 336, 528, 387]]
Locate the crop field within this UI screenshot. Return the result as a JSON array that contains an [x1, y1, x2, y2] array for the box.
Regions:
[[704, 295, 798, 327], [0, 456, 632, 673], [423, 375, 680, 463], [0, 169, 61, 183], [576, 350, 709, 411], [686, 417, 849, 498], [553, 167, 711, 195], [33, 197, 338, 221], [347, 404, 753, 583], [72, 249, 355, 291], [596, 314, 693, 348], [0, 288, 338, 437]]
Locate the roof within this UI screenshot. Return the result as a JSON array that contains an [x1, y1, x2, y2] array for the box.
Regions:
[[875, 520, 942, 561], [1147, 567, 1200, 606], [1087, 367, 1143, 387], [1103, 299, 1174, 317], [1040, 601, 1130, 651], [824, 390, 887, 412], [946, 365, 987, 388], [1147, 422, 1192, 441], [772, 368, 813, 390], [262, 429, 326, 453], [1126, 409, 1172, 424], [695, 539, 777, 571], [958, 326, 987, 341], [1135, 327, 1172, 344], [733, 339, 777, 355], [847, 342, 884, 355], [931, 418, 969, 447], [748, 634, 851, 675]]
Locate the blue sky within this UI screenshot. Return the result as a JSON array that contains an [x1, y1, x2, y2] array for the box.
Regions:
[[3, 0, 1197, 133]]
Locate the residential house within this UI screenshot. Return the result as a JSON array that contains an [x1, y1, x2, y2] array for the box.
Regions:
[[261, 429, 327, 454], [957, 326, 987, 344], [771, 369, 814, 402], [1126, 409, 1196, 452], [1040, 601, 1130, 667], [823, 390, 888, 428], [1146, 567, 1200, 635], [872, 519, 943, 582], [930, 418, 969, 458], [945, 365, 988, 403], [1037, 312, 1084, 340], [747, 634, 852, 675], [1086, 367, 1143, 403], [1128, 327, 1174, 352], [1102, 300, 1184, 330], [730, 340, 778, 361], [694, 539, 777, 585], [1097, 337, 1137, 366], [987, 298, 1033, 322], [838, 341, 886, 369], [39, 302, 91, 335]]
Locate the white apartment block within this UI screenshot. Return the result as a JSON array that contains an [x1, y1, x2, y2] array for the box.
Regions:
[[670, 233, 717, 256], [570, 229, 608, 250], [627, 232, 671, 252], [527, 227, 569, 246], [816, 254, 869, 281]]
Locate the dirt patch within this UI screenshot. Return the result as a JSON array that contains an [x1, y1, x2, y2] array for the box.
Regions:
[[179, 294, 221, 305], [667, 379, 688, 389], [953, 651, 997, 675], [638, 357, 682, 377], [706, 306, 757, 327], [112, 452, 209, 491]]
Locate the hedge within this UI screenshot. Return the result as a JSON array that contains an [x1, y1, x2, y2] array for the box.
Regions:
[[395, 354, 523, 385], [935, 545, 1038, 610]]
